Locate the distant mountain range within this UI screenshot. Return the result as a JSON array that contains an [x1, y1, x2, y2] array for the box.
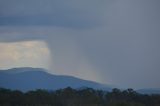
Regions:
[[0, 67, 112, 91], [137, 88, 160, 94], [0, 67, 160, 94]]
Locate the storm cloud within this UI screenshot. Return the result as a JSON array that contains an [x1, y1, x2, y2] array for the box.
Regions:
[[0, 0, 160, 89]]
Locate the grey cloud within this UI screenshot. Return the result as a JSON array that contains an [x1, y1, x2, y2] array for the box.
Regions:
[[0, 0, 160, 89], [0, 0, 108, 28]]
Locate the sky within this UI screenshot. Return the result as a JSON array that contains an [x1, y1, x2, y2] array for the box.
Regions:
[[0, 0, 160, 89], [0, 41, 51, 70]]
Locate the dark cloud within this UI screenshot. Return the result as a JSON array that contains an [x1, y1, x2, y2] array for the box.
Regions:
[[0, 0, 160, 89], [0, 0, 108, 28]]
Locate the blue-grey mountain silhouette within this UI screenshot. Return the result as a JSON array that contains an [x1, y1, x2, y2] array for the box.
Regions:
[[0, 67, 112, 91]]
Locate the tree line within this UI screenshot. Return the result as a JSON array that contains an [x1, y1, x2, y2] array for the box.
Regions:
[[0, 87, 160, 106]]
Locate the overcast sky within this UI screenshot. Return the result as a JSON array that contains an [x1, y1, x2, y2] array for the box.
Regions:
[[0, 0, 160, 89]]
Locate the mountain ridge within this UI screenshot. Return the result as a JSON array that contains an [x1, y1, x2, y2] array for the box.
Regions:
[[137, 88, 160, 94], [1, 67, 160, 94], [0, 67, 112, 91]]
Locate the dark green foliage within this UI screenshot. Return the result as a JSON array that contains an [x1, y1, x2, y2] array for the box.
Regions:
[[0, 87, 160, 106]]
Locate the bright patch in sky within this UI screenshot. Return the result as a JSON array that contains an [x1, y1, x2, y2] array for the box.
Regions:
[[0, 40, 51, 70]]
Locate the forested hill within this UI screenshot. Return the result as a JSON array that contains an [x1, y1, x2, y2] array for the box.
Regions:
[[0, 87, 160, 106]]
